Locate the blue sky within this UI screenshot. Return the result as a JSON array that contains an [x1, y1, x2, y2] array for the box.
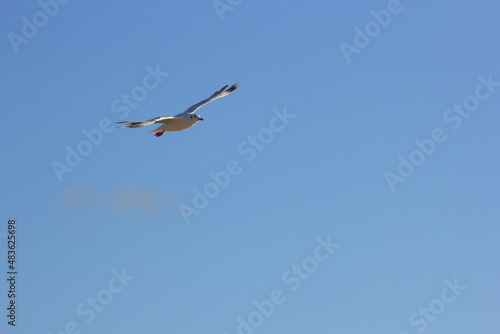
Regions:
[[0, 1, 499, 333]]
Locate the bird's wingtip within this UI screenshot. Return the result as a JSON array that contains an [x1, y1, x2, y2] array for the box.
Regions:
[[228, 82, 240, 92]]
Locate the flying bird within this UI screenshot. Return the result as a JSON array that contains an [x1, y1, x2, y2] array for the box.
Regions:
[[116, 83, 239, 137]]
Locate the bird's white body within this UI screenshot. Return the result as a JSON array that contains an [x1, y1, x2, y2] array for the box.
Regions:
[[117, 83, 239, 137], [149, 114, 203, 133]]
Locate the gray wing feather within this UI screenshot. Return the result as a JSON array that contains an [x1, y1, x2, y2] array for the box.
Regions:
[[179, 83, 239, 115], [116, 116, 180, 128]]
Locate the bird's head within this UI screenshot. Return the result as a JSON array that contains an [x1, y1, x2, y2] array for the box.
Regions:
[[190, 114, 204, 121]]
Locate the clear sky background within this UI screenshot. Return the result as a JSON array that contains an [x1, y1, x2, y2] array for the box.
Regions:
[[0, 1, 498, 333]]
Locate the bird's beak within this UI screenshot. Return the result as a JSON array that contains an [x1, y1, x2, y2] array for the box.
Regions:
[[199, 118, 204, 121]]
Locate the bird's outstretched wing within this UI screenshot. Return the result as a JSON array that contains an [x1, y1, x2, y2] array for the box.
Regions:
[[179, 83, 239, 115], [116, 116, 181, 128]]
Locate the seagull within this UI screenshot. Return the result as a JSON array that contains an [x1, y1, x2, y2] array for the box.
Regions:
[[116, 83, 239, 137]]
